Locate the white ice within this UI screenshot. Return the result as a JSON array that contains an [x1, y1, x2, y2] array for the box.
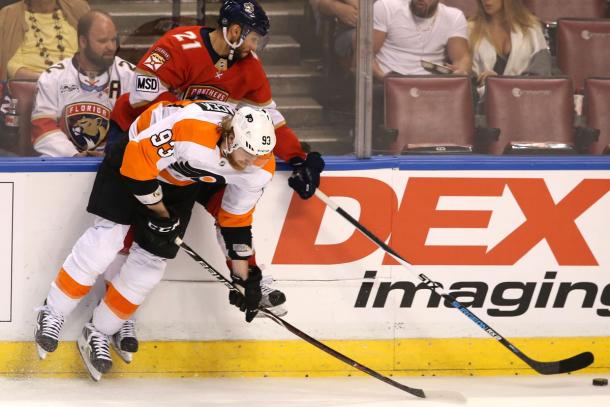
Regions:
[[0, 375, 609, 407]]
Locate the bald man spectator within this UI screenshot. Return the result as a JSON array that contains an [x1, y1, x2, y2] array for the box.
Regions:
[[30, 10, 136, 156]]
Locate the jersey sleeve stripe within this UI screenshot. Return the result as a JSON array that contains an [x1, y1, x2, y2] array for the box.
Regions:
[[158, 169, 196, 186]]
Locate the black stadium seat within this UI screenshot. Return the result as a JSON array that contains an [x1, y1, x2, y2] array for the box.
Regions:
[[524, 0, 608, 24], [584, 78, 610, 154], [384, 75, 475, 154], [483, 76, 576, 155], [557, 18, 610, 92]]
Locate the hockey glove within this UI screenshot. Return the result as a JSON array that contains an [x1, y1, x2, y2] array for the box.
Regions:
[[229, 265, 263, 323], [140, 210, 181, 257], [288, 152, 325, 199]]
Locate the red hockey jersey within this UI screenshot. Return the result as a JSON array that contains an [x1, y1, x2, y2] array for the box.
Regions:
[[111, 26, 304, 161]]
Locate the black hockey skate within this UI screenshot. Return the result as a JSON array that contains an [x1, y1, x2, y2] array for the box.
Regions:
[[77, 322, 113, 381], [111, 319, 138, 363], [257, 276, 287, 318], [34, 303, 65, 360]]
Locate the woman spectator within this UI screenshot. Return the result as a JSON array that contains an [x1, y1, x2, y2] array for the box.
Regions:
[[0, 0, 89, 80], [468, 0, 550, 89]]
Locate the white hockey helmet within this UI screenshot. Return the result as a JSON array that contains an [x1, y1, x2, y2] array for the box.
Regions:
[[229, 106, 276, 157]]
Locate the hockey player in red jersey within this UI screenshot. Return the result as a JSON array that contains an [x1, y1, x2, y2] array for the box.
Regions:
[[108, 0, 324, 200]]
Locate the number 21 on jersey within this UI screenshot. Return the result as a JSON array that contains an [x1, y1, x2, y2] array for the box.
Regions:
[[173, 31, 202, 50]]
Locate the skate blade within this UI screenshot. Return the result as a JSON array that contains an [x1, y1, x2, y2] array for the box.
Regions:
[[257, 305, 287, 318], [36, 344, 47, 360], [111, 342, 133, 364], [77, 335, 103, 382]]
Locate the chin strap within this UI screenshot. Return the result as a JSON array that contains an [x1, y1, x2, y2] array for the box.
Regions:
[[222, 26, 245, 62]]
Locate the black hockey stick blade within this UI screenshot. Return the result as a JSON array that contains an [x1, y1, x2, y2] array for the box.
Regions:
[[526, 351, 594, 375], [314, 189, 595, 376], [175, 238, 425, 398], [258, 308, 426, 398]]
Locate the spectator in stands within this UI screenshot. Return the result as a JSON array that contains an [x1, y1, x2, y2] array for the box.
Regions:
[[373, 0, 472, 80], [468, 0, 550, 88], [0, 0, 89, 80], [312, 0, 359, 62], [30, 10, 135, 156]]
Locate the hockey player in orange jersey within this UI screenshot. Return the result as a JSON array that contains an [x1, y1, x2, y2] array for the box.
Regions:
[[104, 0, 322, 358], [34, 100, 277, 381]]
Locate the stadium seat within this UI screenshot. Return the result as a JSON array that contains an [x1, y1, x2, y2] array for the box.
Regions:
[[483, 76, 577, 155], [440, 0, 478, 18], [584, 78, 610, 154], [524, 0, 608, 24], [384, 75, 475, 154], [7, 79, 37, 156], [556, 18, 610, 92]]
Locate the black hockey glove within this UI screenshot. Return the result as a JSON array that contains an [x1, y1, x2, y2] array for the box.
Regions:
[[288, 152, 325, 199], [140, 210, 181, 256], [229, 265, 263, 323]]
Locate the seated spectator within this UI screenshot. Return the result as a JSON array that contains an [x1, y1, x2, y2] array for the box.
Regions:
[[313, 0, 359, 61], [468, 0, 550, 89], [30, 10, 136, 156], [373, 0, 472, 80], [0, 0, 89, 80]]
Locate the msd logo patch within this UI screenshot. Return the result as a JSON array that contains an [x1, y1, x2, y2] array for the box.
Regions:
[[136, 75, 159, 92]]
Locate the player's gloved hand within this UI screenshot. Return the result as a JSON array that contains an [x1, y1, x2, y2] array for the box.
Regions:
[[143, 210, 181, 252], [229, 265, 263, 323], [288, 152, 325, 199]]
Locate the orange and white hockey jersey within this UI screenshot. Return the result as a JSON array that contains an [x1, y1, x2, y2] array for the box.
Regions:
[[120, 100, 275, 228]]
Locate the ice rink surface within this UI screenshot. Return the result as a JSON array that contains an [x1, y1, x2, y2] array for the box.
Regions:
[[0, 375, 609, 407]]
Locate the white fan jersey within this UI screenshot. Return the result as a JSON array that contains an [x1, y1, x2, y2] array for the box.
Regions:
[[31, 56, 136, 156]]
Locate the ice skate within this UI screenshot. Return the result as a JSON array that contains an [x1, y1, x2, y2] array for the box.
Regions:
[[111, 319, 138, 363], [77, 322, 113, 382], [34, 303, 65, 360], [257, 276, 287, 318]]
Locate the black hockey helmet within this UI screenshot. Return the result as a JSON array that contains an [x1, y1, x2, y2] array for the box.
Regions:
[[217, 0, 270, 37]]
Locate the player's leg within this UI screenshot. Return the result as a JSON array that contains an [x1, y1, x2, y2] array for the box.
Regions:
[[103, 231, 140, 363], [35, 217, 130, 359], [78, 242, 168, 380], [77, 183, 198, 380]]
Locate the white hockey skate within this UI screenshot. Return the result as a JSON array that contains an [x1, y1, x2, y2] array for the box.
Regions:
[[257, 276, 287, 318], [110, 319, 138, 363], [34, 303, 65, 360], [77, 322, 113, 382]]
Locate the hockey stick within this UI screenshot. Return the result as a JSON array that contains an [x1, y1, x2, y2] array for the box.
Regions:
[[315, 189, 594, 375], [175, 237, 425, 398]]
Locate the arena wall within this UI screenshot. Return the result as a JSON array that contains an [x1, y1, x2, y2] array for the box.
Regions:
[[0, 156, 609, 377]]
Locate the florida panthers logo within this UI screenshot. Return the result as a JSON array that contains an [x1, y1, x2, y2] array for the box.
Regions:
[[63, 102, 110, 151]]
